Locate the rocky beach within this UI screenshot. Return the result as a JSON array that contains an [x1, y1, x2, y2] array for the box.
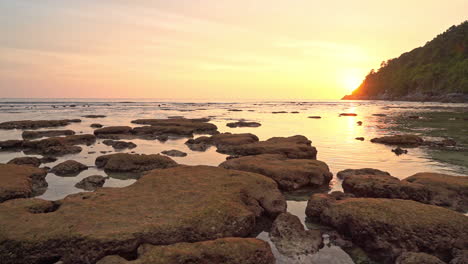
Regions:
[[0, 99, 466, 264]]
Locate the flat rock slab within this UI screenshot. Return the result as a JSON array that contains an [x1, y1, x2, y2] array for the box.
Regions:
[[226, 121, 261, 128], [0, 164, 47, 202], [95, 153, 178, 173], [102, 140, 137, 150], [186, 133, 259, 151], [161, 150, 187, 157], [75, 175, 106, 191], [22, 130, 75, 140], [220, 154, 332, 191], [371, 135, 424, 146], [96, 238, 275, 264], [337, 168, 391, 180], [306, 194, 468, 262], [50, 160, 88, 177], [0, 119, 81, 130], [217, 135, 318, 159], [131, 118, 218, 135], [342, 172, 468, 212], [0, 165, 285, 264]]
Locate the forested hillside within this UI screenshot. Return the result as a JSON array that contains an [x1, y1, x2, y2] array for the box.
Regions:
[[343, 21, 468, 102]]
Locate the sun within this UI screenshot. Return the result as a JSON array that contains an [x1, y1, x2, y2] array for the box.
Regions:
[[342, 73, 363, 94]]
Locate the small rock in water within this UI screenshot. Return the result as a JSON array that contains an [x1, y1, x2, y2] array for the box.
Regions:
[[339, 113, 358, 117], [82, 115, 106, 118], [308, 116, 322, 119], [373, 114, 387, 117], [357, 121, 363, 126], [50, 160, 88, 176], [226, 121, 261, 128], [290, 111, 300, 114], [355, 137, 365, 141], [161, 150, 188, 157], [75, 175, 107, 191], [102, 140, 137, 150], [392, 147, 408, 155], [272, 111, 288, 114], [90, 123, 103, 128]]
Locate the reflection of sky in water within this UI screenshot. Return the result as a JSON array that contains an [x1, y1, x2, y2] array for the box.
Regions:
[[0, 99, 466, 264]]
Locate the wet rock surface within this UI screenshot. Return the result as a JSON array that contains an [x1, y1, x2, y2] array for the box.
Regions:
[[22, 130, 75, 140], [50, 160, 88, 176], [131, 118, 218, 135], [90, 123, 103, 128], [186, 133, 259, 151], [95, 153, 178, 172], [336, 168, 391, 180], [226, 121, 261, 128], [96, 238, 275, 264], [342, 172, 468, 212], [305, 193, 468, 262], [220, 154, 332, 191], [102, 140, 137, 150], [94, 126, 133, 138], [371, 134, 424, 146], [161, 149, 187, 157], [0, 164, 47, 202], [7, 157, 42, 167], [0, 165, 285, 264], [216, 135, 318, 159], [0, 119, 81, 130], [23, 134, 97, 156], [82, 115, 106, 118], [270, 212, 323, 256], [74, 175, 107, 191]]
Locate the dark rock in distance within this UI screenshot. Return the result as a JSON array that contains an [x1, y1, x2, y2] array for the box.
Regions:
[[161, 150, 187, 157], [226, 121, 261, 128], [102, 140, 137, 150], [22, 130, 75, 140]]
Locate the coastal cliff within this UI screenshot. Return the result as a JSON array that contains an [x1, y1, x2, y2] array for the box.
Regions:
[[343, 21, 468, 103]]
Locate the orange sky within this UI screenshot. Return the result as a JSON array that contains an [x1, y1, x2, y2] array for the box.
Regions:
[[1, 0, 467, 100]]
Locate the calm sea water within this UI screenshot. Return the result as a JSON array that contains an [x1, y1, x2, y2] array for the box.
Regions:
[[0, 98, 466, 264]]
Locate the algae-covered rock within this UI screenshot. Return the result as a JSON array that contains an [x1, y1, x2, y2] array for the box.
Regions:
[[0, 164, 47, 202], [74, 175, 106, 191], [0, 165, 285, 264], [220, 154, 331, 191], [336, 168, 391, 180], [186, 133, 259, 151], [396, 252, 446, 264], [0, 119, 80, 130], [50, 160, 88, 177], [226, 121, 261, 128], [217, 135, 318, 159], [7, 157, 42, 167], [96, 238, 275, 264], [22, 130, 75, 140], [305, 193, 468, 262], [131, 118, 218, 135], [95, 153, 178, 173]]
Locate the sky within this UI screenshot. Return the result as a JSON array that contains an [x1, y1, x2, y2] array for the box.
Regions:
[[0, 0, 467, 100]]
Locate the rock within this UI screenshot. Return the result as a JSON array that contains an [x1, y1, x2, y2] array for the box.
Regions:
[[50, 160, 88, 176], [23, 134, 96, 156], [342, 174, 431, 202], [272, 111, 288, 114], [0, 165, 285, 264], [396, 252, 446, 264], [161, 150, 188, 157], [7, 157, 41, 167], [355, 137, 365, 141], [96, 238, 275, 264], [226, 121, 261, 128], [404, 173, 468, 212], [228, 109, 243, 112], [371, 135, 424, 146], [339, 113, 357, 117], [291, 111, 300, 114], [131, 118, 218, 135], [94, 126, 133, 138], [186, 133, 259, 152], [450, 249, 468, 264], [95, 153, 178, 173], [308, 116, 322, 119], [305, 194, 468, 262], [357, 121, 363, 126], [0, 119, 81, 130], [373, 114, 387, 117], [336, 168, 391, 180], [82, 115, 106, 118], [217, 135, 318, 159], [102, 140, 137, 150], [74, 175, 106, 191], [0, 140, 24, 149], [220, 154, 332, 191], [22, 130, 75, 140], [90, 123, 103, 128], [269, 212, 323, 256], [0, 164, 47, 202], [392, 146, 408, 155]]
